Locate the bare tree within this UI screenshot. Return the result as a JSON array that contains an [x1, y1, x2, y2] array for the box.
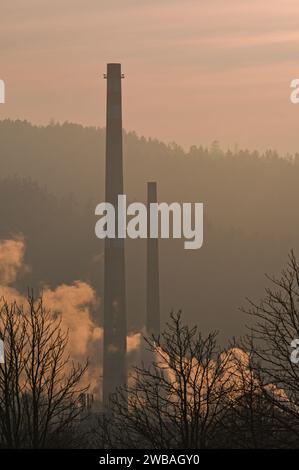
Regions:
[[97, 312, 236, 449], [242, 251, 299, 447], [0, 292, 88, 448], [93, 255, 299, 449]]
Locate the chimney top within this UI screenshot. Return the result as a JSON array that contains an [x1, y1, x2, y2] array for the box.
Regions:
[[104, 63, 124, 79]]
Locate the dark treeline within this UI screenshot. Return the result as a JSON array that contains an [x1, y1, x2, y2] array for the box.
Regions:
[[1, 119, 299, 340], [2, 118, 299, 238]]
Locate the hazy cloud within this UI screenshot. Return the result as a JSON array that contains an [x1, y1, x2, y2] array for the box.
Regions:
[[2, 0, 299, 152]]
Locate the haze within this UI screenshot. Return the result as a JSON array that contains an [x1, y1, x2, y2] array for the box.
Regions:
[[1, 0, 299, 154]]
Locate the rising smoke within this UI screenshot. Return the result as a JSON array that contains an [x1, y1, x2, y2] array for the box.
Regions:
[[0, 237, 141, 398]]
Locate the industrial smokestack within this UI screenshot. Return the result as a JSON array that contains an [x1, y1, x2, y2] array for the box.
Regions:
[[103, 63, 127, 405], [146, 182, 160, 338]]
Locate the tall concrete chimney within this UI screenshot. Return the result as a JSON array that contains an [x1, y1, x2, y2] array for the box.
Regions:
[[103, 63, 127, 405], [146, 182, 160, 338]]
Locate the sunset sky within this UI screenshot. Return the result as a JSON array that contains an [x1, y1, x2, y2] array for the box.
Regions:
[[1, 0, 299, 154]]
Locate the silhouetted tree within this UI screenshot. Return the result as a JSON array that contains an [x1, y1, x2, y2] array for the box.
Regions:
[[96, 312, 236, 449], [0, 292, 88, 448], [242, 251, 299, 447]]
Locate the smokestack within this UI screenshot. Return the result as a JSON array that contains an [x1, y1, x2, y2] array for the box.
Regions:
[[103, 63, 127, 405], [146, 182, 160, 338]]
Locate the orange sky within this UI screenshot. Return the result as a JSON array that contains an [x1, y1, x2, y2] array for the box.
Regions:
[[1, 0, 299, 154]]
